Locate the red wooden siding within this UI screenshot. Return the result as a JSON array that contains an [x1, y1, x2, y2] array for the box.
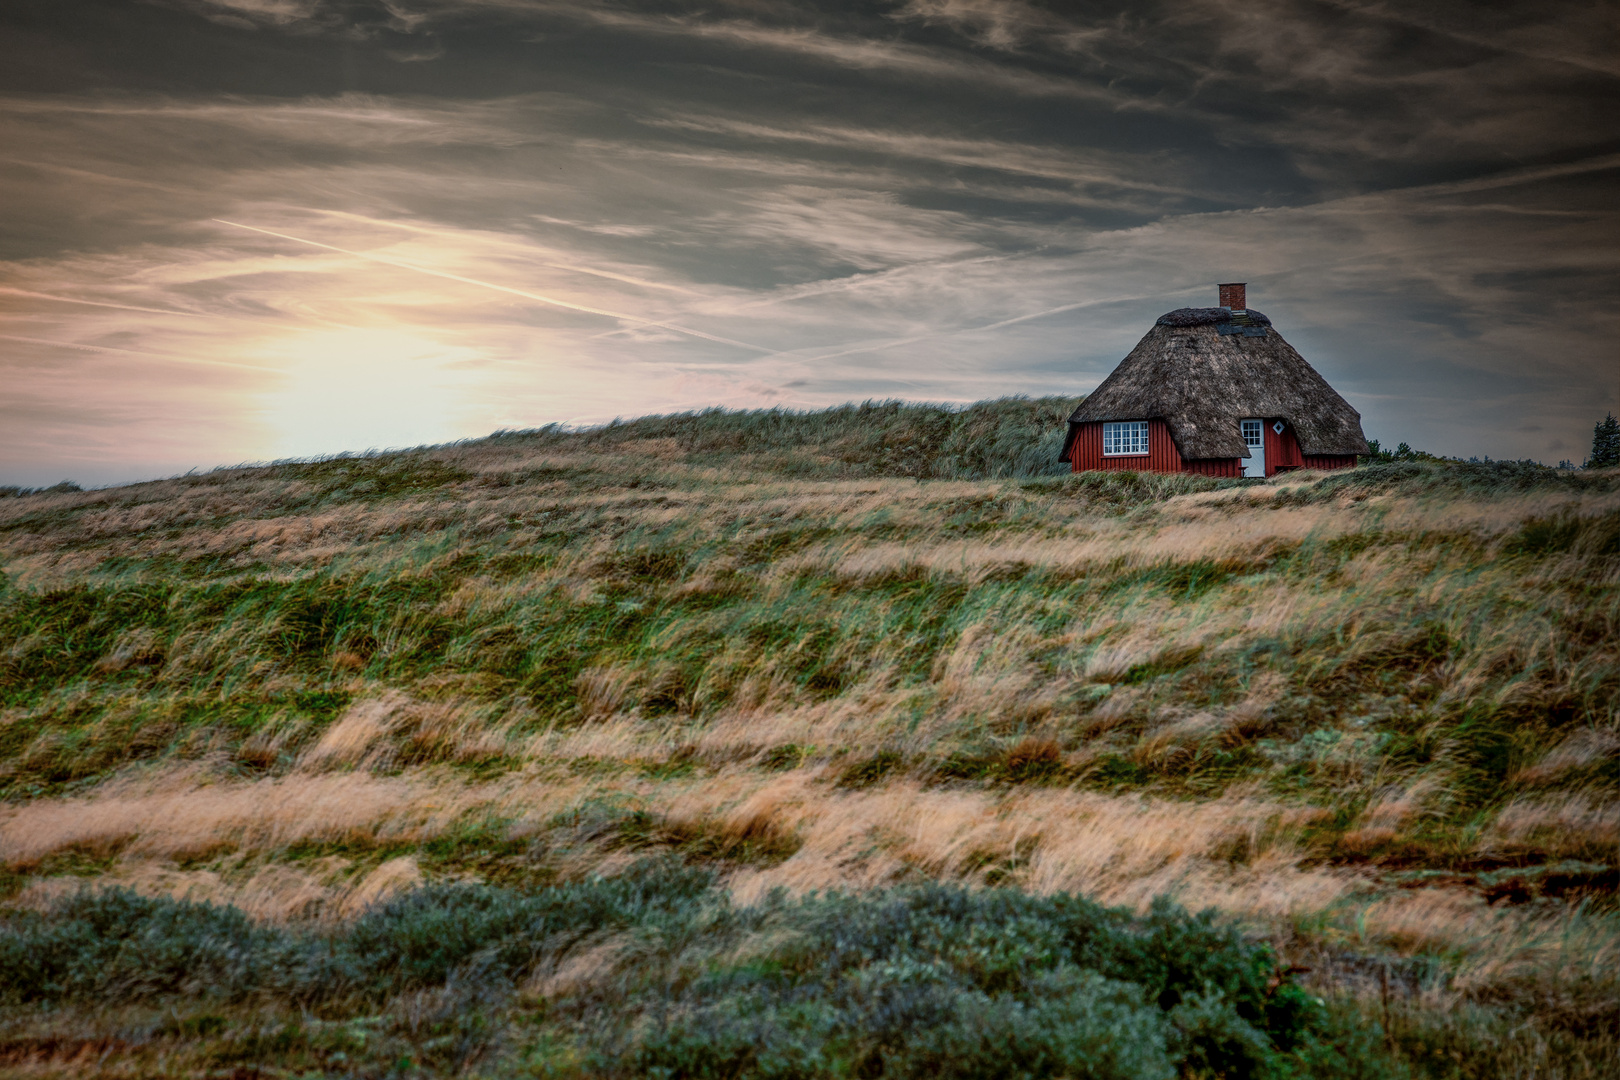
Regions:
[[1067, 419, 1357, 476], [1069, 419, 1182, 473], [1263, 419, 1303, 475], [1302, 454, 1357, 472], [1183, 458, 1242, 477]]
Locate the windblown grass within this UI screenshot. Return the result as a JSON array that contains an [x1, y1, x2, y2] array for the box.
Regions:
[[2, 399, 1619, 1076]]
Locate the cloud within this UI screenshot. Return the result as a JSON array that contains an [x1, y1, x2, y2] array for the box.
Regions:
[[577, 6, 1133, 103], [0, 0, 1615, 483], [647, 115, 1210, 202], [209, 218, 771, 351], [1319, 0, 1620, 80], [888, 0, 1620, 173], [174, 0, 437, 41], [890, 0, 1105, 53]]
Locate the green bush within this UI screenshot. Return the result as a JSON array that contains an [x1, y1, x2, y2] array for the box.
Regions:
[[0, 870, 1401, 1077], [0, 887, 279, 1002], [586, 885, 1393, 1079], [336, 858, 715, 996]]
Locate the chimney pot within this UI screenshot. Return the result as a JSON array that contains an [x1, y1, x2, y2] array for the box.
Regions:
[[1218, 282, 1246, 310]]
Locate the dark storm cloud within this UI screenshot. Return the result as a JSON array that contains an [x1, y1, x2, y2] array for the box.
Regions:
[[1, 0, 1616, 484]]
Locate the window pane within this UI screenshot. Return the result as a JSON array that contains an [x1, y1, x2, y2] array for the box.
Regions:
[[1104, 421, 1149, 455]]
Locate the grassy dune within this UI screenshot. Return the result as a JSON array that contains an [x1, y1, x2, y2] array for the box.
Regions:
[[2, 398, 1618, 1077]]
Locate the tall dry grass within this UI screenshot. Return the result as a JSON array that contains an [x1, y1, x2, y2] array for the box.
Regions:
[[5, 424, 1620, 1074]]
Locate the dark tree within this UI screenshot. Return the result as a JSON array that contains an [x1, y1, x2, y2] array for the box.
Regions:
[[1589, 413, 1620, 468]]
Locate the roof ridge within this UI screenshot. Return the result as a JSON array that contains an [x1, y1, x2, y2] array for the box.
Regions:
[[1156, 307, 1272, 328]]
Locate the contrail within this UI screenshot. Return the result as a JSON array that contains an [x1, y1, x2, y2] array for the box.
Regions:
[[212, 219, 772, 354], [967, 297, 1127, 333], [788, 288, 1185, 365], [302, 209, 702, 296], [0, 286, 330, 332], [0, 287, 205, 319], [0, 334, 280, 373], [790, 335, 933, 364]]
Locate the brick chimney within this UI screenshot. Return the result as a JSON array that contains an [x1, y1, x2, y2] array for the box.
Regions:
[[1218, 282, 1246, 310]]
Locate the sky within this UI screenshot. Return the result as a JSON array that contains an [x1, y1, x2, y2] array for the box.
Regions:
[[2, 0, 1617, 487]]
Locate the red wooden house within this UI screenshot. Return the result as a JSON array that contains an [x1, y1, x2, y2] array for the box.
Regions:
[[1060, 284, 1368, 477]]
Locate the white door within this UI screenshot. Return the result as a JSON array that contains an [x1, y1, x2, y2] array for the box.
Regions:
[[1241, 419, 1266, 477]]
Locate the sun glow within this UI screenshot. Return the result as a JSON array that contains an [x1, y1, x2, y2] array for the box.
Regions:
[[253, 328, 498, 458]]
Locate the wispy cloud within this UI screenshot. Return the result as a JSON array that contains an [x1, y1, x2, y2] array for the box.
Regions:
[[1319, 0, 1620, 79], [578, 6, 1135, 104], [647, 115, 1210, 201], [210, 219, 771, 351], [0, 333, 279, 373], [0, 0, 1615, 483], [305, 210, 704, 294]]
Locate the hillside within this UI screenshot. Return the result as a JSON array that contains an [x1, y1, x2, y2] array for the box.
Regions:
[[2, 398, 1618, 1078]]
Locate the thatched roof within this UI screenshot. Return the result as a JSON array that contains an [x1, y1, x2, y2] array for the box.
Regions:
[[1065, 307, 1369, 460]]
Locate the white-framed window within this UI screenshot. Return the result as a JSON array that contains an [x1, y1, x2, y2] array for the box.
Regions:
[[1102, 421, 1150, 456], [1241, 419, 1263, 448]]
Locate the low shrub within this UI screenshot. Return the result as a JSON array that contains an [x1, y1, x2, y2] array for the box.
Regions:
[[585, 887, 1392, 1079], [0, 858, 714, 1005], [0, 869, 1400, 1077], [0, 887, 279, 1002]]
